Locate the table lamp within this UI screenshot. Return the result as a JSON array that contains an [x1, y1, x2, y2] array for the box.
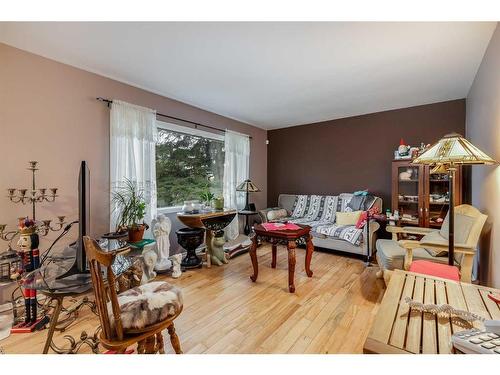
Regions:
[[412, 133, 498, 265], [236, 179, 260, 211]]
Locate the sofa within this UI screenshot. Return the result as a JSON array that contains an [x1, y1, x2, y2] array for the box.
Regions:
[[259, 193, 382, 258]]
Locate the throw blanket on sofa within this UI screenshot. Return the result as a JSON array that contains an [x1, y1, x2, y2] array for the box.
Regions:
[[291, 195, 338, 223], [287, 193, 377, 246], [314, 224, 364, 246]]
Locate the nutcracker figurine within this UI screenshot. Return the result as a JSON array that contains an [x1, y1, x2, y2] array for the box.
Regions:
[[11, 217, 41, 332]]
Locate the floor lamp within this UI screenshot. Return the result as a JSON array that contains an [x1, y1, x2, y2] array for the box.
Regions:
[[412, 133, 497, 266]]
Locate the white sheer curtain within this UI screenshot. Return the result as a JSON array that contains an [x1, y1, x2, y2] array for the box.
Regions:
[[110, 100, 157, 238], [223, 130, 250, 240]]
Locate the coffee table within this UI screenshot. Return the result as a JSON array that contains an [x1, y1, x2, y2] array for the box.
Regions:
[[249, 224, 314, 293], [364, 269, 500, 354]]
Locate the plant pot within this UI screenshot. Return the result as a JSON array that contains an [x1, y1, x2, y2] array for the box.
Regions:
[[213, 197, 224, 211], [128, 224, 146, 243]]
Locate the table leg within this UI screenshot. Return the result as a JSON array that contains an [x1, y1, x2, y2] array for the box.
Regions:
[[43, 296, 63, 354], [244, 215, 251, 236], [271, 243, 277, 268], [205, 230, 212, 268], [249, 235, 258, 282], [287, 240, 296, 293], [305, 235, 314, 277]]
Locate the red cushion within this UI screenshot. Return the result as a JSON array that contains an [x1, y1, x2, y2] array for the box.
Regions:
[[409, 260, 460, 282]]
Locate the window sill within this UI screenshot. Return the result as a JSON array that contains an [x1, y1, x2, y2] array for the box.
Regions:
[[157, 206, 184, 215]]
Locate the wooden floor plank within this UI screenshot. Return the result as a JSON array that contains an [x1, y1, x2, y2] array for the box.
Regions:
[[0, 245, 385, 354]]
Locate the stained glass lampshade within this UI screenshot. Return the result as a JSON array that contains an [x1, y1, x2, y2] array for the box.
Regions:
[[236, 179, 260, 212], [412, 133, 497, 266], [413, 133, 497, 166], [236, 179, 261, 193]]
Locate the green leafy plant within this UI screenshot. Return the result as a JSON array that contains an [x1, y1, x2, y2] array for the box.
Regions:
[[112, 178, 147, 232], [200, 190, 215, 204]]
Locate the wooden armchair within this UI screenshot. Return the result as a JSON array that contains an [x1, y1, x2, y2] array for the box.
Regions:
[[83, 236, 183, 354], [386, 205, 487, 283]]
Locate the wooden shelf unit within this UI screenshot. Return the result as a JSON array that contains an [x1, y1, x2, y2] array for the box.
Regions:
[[391, 160, 462, 228]]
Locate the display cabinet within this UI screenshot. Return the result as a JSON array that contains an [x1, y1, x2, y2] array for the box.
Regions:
[[391, 160, 462, 228]]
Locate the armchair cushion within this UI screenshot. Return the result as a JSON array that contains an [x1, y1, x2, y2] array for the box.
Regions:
[[409, 260, 460, 282], [439, 213, 475, 244], [112, 281, 183, 330], [376, 239, 456, 271], [420, 231, 449, 257]]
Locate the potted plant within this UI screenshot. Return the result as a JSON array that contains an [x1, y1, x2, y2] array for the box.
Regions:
[[112, 178, 148, 242], [200, 190, 215, 208]]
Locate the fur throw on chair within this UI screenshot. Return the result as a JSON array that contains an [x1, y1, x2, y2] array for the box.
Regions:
[[110, 281, 183, 330]]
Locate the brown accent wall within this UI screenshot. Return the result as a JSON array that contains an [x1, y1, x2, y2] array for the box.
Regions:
[[267, 99, 466, 209], [0, 43, 267, 249]]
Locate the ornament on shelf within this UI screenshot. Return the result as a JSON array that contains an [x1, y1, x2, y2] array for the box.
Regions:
[[397, 138, 410, 158]]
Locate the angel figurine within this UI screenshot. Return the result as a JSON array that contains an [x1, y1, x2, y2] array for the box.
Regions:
[[152, 214, 172, 272]]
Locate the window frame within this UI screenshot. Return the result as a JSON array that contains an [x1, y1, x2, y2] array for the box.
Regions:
[[156, 120, 225, 214]]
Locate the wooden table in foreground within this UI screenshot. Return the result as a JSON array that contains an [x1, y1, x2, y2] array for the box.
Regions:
[[249, 224, 313, 293], [364, 269, 500, 354]]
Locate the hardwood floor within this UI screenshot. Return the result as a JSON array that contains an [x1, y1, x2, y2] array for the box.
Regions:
[[0, 245, 386, 354]]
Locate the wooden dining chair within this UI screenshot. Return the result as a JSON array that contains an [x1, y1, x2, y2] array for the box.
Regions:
[[83, 236, 183, 354]]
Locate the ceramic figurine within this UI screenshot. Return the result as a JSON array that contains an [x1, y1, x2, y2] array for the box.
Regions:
[[152, 214, 172, 272], [170, 253, 182, 278], [141, 248, 157, 284], [16, 218, 40, 325], [397, 138, 410, 157], [210, 233, 228, 266], [399, 168, 413, 181]]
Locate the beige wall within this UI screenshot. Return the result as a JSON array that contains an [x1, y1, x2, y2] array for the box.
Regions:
[[466, 23, 500, 288], [0, 43, 267, 249]]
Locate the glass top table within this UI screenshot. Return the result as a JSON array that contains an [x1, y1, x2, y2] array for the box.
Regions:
[[21, 238, 133, 295]]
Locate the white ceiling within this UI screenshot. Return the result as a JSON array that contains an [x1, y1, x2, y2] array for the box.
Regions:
[[0, 22, 496, 129]]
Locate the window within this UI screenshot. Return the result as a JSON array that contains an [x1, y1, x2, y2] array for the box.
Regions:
[[156, 121, 225, 209]]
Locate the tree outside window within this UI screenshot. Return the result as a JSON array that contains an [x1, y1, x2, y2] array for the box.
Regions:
[[156, 128, 224, 208]]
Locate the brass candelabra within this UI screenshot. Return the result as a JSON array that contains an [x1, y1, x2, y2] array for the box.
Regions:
[[1, 161, 65, 241]]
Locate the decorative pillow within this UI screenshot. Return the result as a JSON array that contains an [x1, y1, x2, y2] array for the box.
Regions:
[[110, 281, 183, 330], [267, 208, 288, 221], [336, 211, 363, 226], [439, 213, 475, 244]]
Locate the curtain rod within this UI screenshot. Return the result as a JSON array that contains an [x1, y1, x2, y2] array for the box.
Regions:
[[96, 97, 252, 139]]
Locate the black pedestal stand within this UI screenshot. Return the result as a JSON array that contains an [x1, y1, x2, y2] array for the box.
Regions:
[[176, 227, 205, 270]]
